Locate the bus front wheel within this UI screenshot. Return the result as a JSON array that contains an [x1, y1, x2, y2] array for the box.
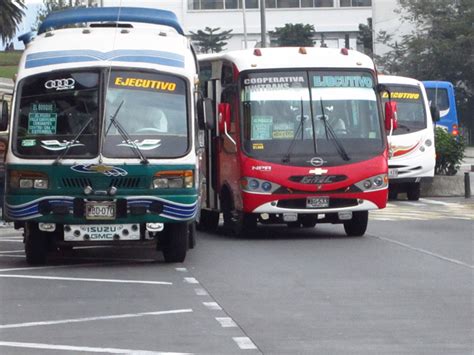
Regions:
[[343, 211, 368, 237], [161, 222, 188, 263], [24, 222, 49, 265], [407, 183, 421, 201]]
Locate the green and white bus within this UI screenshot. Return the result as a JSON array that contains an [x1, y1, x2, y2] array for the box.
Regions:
[[0, 7, 203, 264]]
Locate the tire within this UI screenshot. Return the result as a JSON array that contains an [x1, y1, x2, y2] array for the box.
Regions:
[[197, 209, 219, 232], [300, 215, 317, 228], [24, 222, 49, 265], [343, 211, 368, 237], [162, 222, 188, 263], [221, 194, 254, 236], [407, 183, 421, 201], [388, 188, 398, 200]]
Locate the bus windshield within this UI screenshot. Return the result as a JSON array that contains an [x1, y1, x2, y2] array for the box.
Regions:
[[425, 88, 449, 111], [381, 85, 426, 135], [103, 70, 189, 159], [14, 71, 100, 158], [241, 70, 383, 166]]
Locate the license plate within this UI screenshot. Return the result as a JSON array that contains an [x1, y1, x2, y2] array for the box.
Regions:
[[388, 168, 399, 178], [306, 196, 329, 208], [64, 224, 140, 241], [85, 202, 116, 220]]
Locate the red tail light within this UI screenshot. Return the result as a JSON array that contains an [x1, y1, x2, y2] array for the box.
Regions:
[[452, 124, 459, 136]]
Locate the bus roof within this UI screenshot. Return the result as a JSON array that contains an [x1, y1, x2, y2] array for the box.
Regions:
[[38, 7, 184, 35], [18, 24, 196, 80], [378, 74, 423, 87], [422, 81, 454, 89], [198, 47, 376, 72]]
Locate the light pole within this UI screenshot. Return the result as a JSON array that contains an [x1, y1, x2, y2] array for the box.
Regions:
[[260, 0, 266, 47], [242, 0, 248, 49]]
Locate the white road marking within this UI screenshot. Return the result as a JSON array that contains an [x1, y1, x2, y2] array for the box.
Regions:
[[184, 277, 199, 284], [0, 250, 23, 254], [0, 239, 22, 242], [0, 308, 193, 329], [203, 302, 222, 311], [0, 255, 24, 258], [194, 288, 208, 296], [419, 198, 453, 206], [0, 341, 192, 354], [175, 267, 187, 272], [233, 337, 258, 350], [216, 317, 237, 328], [0, 274, 172, 285], [372, 235, 474, 269]]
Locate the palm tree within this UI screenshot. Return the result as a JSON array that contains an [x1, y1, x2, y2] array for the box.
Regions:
[[0, 0, 26, 44]]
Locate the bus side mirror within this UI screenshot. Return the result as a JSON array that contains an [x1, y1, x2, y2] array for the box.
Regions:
[[0, 101, 9, 131], [430, 105, 440, 122], [197, 98, 215, 130], [384, 101, 398, 131], [218, 103, 231, 135]]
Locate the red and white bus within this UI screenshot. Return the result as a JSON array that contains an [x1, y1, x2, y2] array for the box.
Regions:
[[197, 47, 396, 236]]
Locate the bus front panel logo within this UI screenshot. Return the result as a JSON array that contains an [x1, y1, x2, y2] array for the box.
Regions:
[[45, 78, 76, 91]]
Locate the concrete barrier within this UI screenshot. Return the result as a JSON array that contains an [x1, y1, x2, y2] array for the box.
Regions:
[[421, 175, 466, 197]]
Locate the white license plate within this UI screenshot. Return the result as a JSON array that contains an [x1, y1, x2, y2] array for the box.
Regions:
[[64, 224, 140, 241], [85, 202, 116, 220], [388, 168, 399, 178], [306, 196, 329, 208]]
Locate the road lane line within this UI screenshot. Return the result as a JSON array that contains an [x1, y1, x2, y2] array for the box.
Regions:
[[372, 235, 474, 269], [0, 239, 23, 242], [194, 288, 208, 296], [233, 337, 258, 350], [0, 341, 192, 354], [0, 250, 23, 254], [184, 277, 199, 284], [419, 198, 454, 206], [203, 302, 222, 310], [0, 274, 172, 285], [0, 255, 24, 258], [175, 267, 187, 272], [216, 317, 237, 328], [0, 309, 193, 329]]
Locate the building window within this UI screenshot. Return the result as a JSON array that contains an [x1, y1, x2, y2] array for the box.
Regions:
[[340, 0, 371, 6], [188, 0, 337, 9]]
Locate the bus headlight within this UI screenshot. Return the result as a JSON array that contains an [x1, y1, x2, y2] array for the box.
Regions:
[[240, 177, 279, 194], [354, 174, 388, 191], [152, 170, 193, 189], [10, 171, 49, 190]]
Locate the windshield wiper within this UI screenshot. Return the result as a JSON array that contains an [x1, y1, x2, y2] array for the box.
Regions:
[[282, 98, 305, 163], [107, 100, 149, 165], [53, 104, 95, 166], [319, 98, 350, 161]]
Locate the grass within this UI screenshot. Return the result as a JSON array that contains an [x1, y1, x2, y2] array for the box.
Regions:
[[0, 51, 22, 78]]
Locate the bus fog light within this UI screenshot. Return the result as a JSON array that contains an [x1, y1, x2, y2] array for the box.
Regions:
[[39, 223, 56, 232], [146, 223, 164, 232], [338, 211, 352, 220], [419, 146, 425, 152], [260, 213, 269, 220], [425, 139, 432, 146]]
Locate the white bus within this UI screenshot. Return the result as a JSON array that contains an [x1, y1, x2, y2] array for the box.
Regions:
[[0, 7, 203, 264], [379, 75, 436, 200]]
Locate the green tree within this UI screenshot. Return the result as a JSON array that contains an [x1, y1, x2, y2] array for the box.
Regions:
[[375, 0, 474, 142], [189, 27, 233, 54], [357, 18, 373, 56], [0, 0, 26, 44], [270, 23, 316, 47], [34, 0, 97, 30]]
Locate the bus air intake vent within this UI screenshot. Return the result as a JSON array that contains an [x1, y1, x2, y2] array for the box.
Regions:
[[61, 178, 93, 188], [109, 177, 141, 188]]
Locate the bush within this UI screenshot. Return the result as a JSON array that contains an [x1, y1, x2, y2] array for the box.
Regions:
[[434, 127, 465, 175]]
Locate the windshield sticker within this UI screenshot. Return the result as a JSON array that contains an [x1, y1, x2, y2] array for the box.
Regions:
[[244, 76, 305, 92], [312, 75, 373, 88], [273, 130, 294, 139], [40, 140, 85, 151], [28, 103, 57, 135], [21, 139, 36, 147], [45, 78, 76, 91], [113, 77, 177, 92], [252, 143, 264, 150], [71, 164, 128, 177], [382, 92, 420, 100], [117, 139, 161, 150], [251, 116, 273, 140]]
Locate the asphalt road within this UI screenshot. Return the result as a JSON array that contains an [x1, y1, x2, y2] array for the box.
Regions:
[[0, 197, 472, 354]]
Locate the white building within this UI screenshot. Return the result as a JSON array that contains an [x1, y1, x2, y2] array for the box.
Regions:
[[101, 0, 373, 52]]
